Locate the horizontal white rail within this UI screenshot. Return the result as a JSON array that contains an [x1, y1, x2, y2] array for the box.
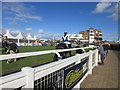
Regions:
[[0, 72, 25, 85], [0, 72, 26, 89], [0, 47, 95, 61]]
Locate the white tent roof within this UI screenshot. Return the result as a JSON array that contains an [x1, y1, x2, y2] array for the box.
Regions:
[[15, 32, 24, 39], [3, 30, 37, 40], [3, 30, 16, 39], [34, 35, 37, 40], [26, 33, 34, 40]]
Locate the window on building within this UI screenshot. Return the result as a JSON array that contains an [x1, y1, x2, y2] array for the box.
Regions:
[[99, 34, 102, 36], [90, 31, 93, 33], [96, 34, 98, 36], [99, 38, 102, 40], [95, 38, 98, 40], [90, 34, 93, 36], [95, 38, 102, 40]]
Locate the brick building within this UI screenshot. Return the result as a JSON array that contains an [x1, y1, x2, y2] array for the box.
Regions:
[[79, 28, 102, 43]]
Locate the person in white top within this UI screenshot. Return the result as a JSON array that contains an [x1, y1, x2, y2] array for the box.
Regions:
[[62, 32, 71, 48]]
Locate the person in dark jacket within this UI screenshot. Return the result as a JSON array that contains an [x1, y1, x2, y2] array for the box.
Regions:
[[103, 43, 108, 60], [98, 43, 104, 65]]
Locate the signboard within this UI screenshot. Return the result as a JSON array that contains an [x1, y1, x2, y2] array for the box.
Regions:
[[63, 57, 89, 90]]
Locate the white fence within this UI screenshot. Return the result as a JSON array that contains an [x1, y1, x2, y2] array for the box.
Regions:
[[0, 47, 99, 90]]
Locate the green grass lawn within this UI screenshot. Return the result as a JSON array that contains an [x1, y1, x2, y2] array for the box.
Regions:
[[1, 46, 56, 76], [18, 46, 56, 53]]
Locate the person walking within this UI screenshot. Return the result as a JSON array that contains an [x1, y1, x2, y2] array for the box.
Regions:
[[98, 43, 105, 65], [103, 43, 109, 60]]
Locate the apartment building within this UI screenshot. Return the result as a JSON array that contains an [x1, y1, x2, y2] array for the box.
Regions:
[[79, 28, 102, 43]]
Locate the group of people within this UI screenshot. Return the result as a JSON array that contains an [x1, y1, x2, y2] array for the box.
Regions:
[[2, 40, 18, 63], [98, 43, 109, 65]]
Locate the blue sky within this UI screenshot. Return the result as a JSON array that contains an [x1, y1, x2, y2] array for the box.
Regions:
[[2, 2, 118, 40]]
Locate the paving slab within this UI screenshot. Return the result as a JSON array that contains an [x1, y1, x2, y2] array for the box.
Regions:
[[80, 50, 118, 89]]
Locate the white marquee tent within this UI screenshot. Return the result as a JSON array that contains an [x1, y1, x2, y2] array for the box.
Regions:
[[15, 32, 24, 39], [26, 33, 35, 40], [3, 30, 37, 46]]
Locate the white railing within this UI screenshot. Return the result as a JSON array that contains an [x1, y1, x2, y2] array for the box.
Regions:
[[0, 47, 90, 61], [0, 46, 99, 90]]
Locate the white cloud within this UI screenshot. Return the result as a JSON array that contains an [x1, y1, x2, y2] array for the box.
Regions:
[[24, 15, 42, 21], [15, 13, 42, 21], [92, 2, 111, 13], [25, 28, 32, 31], [37, 34, 52, 39], [38, 29, 45, 34], [36, 32, 62, 40], [92, 2, 119, 21], [54, 34, 63, 40], [8, 22, 18, 26], [36, 29, 62, 40], [3, 2, 43, 26], [109, 12, 118, 20], [5, 17, 14, 20], [36, 34, 46, 38], [80, 11, 83, 14], [108, 3, 119, 20]]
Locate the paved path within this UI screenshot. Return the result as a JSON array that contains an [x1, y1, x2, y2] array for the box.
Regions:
[[80, 50, 118, 88]]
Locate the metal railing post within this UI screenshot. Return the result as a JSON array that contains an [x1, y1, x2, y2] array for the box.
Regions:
[[22, 67, 34, 88]]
